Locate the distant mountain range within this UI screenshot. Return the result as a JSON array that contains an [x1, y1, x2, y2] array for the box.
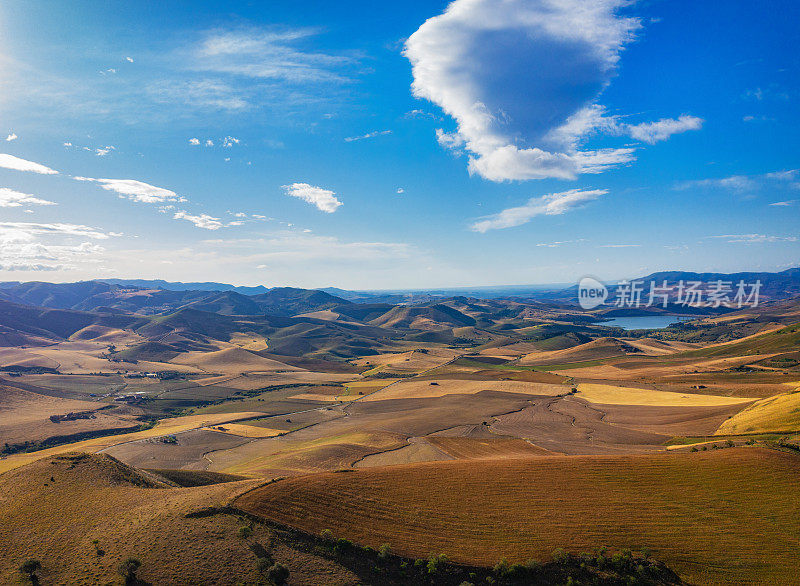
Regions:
[[0, 268, 796, 318]]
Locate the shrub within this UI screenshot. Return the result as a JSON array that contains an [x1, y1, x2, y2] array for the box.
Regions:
[[551, 548, 569, 564], [267, 562, 290, 585], [117, 557, 141, 585], [319, 529, 333, 540], [378, 543, 391, 560], [19, 559, 41, 583], [427, 553, 448, 575], [237, 526, 252, 539], [493, 558, 510, 576]]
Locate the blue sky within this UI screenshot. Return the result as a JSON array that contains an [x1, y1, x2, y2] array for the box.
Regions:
[[0, 0, 797, 289]]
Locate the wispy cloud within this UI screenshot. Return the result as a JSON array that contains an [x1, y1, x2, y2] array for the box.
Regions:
[[345, 130, 392, 142], [536, 239, 587, 248], [193, 28, 356, 84], [0, 188, 56, 208], [283, 182, 342, 213], [770, 199, 798, 206], [0, 153, 58, 175], [676, 169, 799, 192], [173, 211, 224, 230], [708, 233, 798, 244], [5, 133, 18, 142], [623, 115, 703, 144], [0, 223, 110, 272], [74, 177, 186, 203], [0, 222, 111, 242], [471, 189, 607, 233]]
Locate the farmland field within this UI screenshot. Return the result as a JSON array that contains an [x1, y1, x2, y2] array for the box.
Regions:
[[236, 448, 800, 585]]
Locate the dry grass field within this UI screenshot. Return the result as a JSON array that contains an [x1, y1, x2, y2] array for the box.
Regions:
[[236, 448, 800, 586], [575, 383, 755, 407], [361, 378, 567, 401], [716, 388, 800, 434]]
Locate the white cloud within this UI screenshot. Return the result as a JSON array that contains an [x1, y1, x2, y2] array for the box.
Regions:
[[5, 133, 18, 142], [75, 177, 185, 203], [95, 145, 115, 156], [0, 224, 109, 272], [344, 130, 392, 142], [173, 211, 225, 230], [404, 0, 648, 182], [536, 239, 586, 247], [676, 169, 799, 192], [125, 56, 134, 63], [404, 1, 702, 182], [0, 153, 58, 174], [0, 222, 111, 243], [194, 28, 355, 84], [600, 243, 641, 248], [222, 136, 240, 147], [0, 188, 57, 207], [205, 139, 214, 147], [471, 188, 606, 232], [623, 115, 703, 144], [189, 138, 201, 145], [396, 188, 405, 194], [770, 199, 797, 206], [709, 234, 798, 244], [283, 182, 342, 213]]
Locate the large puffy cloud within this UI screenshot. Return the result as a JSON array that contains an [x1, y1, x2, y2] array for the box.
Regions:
[[283, 183, 342, 213], [0, 153, 59, 174], [470, 188, 606, 232], [405, 0, 701, 182], [0, 188, 57, 207], [74, 177, 185, 203]]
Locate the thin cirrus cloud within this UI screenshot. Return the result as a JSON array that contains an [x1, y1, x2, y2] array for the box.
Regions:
[[193, 28, 355, 84], [0, 153, 59, 175], [404, 0, 703, 182], [74, 177, 186, 203], [470, 189, 607, 233], [0, 188, 56, 208], [0, 222, 111, 243], [345, 130, 392, 142], [283, 182, 342, 213], [675, 169, 799, 193], [708, 234, 798, 244]]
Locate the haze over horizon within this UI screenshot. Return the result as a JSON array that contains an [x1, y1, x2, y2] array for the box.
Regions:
[[0, 0, 798, 289]]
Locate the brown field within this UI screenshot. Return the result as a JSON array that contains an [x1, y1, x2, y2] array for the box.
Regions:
[[0, 411, 265, 474], [361, 378, 567, 401], [0, 385, 140, 446], [425, 436, 553, 458], [352, 348, 462, 375], [236, 448, 800, 586]]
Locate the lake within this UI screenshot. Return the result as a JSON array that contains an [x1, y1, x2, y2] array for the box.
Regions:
[[600, 315, 696, 330]]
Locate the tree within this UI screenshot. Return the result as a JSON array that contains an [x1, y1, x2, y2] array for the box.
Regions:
[[118, 557, 141, 585], [19, 559, 41, 584], [267, 562, 290, 585]]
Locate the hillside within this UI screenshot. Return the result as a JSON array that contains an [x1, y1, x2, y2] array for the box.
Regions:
[[236, 448, 800, 586]]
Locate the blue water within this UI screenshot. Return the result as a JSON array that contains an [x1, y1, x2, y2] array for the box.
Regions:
[[601, 315, 696, 330]]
